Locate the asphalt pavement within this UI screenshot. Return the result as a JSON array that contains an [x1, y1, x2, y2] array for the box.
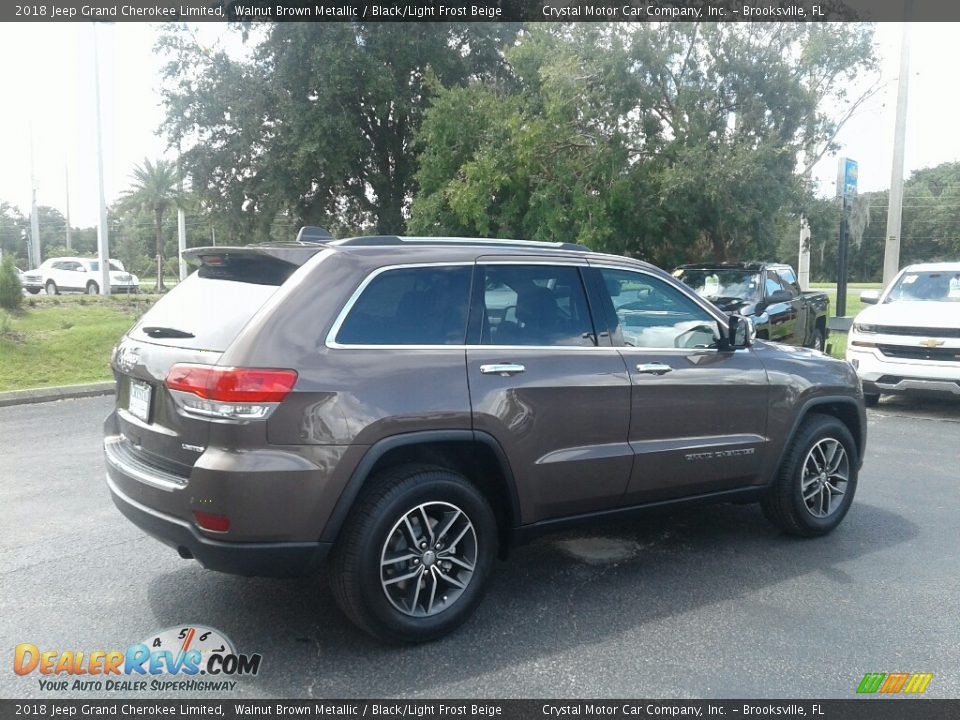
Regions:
[[1, 395, 959, 699]]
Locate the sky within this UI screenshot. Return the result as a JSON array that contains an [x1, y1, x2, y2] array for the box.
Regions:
[[0, 21, 955, 232]]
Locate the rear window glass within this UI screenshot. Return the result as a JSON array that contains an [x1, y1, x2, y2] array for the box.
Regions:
[[335, 266, 472, 345], [128, 271, 283, 351]]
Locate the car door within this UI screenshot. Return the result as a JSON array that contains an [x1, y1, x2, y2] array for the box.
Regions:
[[63, 261, 85, 290], [585, 264, 770, 505], [763, 270, 796, 343], [465, 259, 632, 524], [776, 267, 807, 345]]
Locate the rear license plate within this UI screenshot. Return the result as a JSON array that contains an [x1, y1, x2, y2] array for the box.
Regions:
[[128, 379, 152, 422]]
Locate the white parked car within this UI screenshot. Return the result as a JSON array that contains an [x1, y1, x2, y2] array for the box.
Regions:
[[846, 262, 960, 405], [21, 257, 139, 295]]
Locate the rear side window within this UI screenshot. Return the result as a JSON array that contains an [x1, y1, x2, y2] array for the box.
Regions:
[[128, 258, 295, 351], [335, 266, 472, 345]]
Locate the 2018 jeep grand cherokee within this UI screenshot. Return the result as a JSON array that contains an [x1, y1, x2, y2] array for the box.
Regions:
[[103, 235, 866, 643]]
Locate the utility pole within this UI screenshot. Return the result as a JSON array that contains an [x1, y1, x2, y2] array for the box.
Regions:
[[798, 215, 811, 291], [64, 158, 72, 251], [177, 144, 187, 282], [93, 23, 111, 295], [836, 158, 858, 317], [883, 16, 912, 288], [29, 124, 41, 269]]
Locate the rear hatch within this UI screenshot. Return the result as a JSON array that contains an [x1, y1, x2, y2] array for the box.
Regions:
[[110, 247, 322, 475]]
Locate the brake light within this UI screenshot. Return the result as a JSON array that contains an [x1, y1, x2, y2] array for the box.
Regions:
[[166, 364, 297, 402], [165, 364, 297, 420]]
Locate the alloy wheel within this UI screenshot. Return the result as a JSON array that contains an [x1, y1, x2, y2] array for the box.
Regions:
[[380, 501, 477, 617], [801, 438, 849, 518]]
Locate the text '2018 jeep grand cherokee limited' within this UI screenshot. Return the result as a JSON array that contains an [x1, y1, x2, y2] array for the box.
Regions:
[[104, 235, 866, 642]]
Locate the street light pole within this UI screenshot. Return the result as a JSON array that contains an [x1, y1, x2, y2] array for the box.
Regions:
[[882, 17, 912, 288], [93, 23, 111, 296]]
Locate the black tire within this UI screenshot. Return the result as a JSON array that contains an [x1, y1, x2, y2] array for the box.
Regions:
[[45, 280, 58, 296], [809, 327, 825, 352], [761, 414, 858, 537], [329, 464, 498, 643], [26, 288, 40, 295], [86, 281, 99, 295], [864, 393, 880, 408]]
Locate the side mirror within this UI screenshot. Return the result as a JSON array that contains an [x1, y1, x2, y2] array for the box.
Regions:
[[727, 315, 755, 349], [766, 289, 792, 304], [860, 290, 880, 305]]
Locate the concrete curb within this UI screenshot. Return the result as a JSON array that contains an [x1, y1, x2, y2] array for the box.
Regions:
[[0, 381, 115, 408]]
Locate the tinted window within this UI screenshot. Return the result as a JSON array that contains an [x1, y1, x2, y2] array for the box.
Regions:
[[336, 266, 471, 345], [597, 268, 720, 349], [479, 265, 595, 347], [129, 271, 285, 351], [775, 268, 799, 297], [764, 271, 784, 296]]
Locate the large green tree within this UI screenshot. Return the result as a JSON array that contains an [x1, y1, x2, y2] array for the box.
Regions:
[[158, 22, 519, 240], [119, 158, 181, 290], [411, 24, 878, 266]]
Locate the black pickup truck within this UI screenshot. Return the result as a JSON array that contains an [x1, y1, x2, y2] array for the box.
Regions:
[[673, 262, 830, 350]]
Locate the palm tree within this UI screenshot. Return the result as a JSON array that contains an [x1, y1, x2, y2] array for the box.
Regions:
[[120, 159, 181, 291]]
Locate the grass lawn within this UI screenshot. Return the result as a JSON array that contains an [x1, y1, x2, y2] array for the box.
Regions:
[[0, 295, 158, 392], [807, 282, 884, 360]]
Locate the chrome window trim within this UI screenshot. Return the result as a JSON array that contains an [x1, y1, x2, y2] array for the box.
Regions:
[[324, 258, 726, 352], [325, 261, 475, 348]]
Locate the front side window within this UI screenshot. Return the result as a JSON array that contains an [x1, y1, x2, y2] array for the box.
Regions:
[[335, 265, 472, 345], [478, 264, 595, 347], [598, 268, 720, 349], [764, 271, 785, 297]]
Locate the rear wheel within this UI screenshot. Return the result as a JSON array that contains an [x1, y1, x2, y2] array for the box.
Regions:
[[86, 281, 99, 295], [761, 414, 858, 537], [809, 327, 825, 352], [330, 464, 497, 643], [44, 280, 58, 295]]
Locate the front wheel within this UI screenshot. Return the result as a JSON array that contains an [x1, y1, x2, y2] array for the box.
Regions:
[[45, 280, 58, 296], [864, 393, 880, 408], [761, 414, 858, 537], [330, 464, 497, 643], [26, 288, 40, 295]]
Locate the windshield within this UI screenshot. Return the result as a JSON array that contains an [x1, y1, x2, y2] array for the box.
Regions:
[[886, 271, 960, 303], [674, 269, 762, 301]]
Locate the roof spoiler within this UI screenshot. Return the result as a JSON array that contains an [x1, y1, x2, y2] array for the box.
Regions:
[[296, 226, 335, 244]]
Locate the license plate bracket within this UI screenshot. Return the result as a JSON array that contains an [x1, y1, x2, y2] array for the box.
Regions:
[[128, 379, 152, 423]]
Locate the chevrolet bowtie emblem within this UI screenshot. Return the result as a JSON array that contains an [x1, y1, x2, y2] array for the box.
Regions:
[[920, 338, 944, 348]]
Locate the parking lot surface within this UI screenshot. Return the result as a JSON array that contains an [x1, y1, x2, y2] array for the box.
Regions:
[[1, 395, 959, 698]]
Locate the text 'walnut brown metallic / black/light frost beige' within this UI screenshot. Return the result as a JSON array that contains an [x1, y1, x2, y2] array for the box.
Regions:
[[103, 233, 867, 643]]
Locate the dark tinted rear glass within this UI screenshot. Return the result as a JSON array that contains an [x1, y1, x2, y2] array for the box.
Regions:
[[128, 266, 287, 351], [335, 266, 472, 345]]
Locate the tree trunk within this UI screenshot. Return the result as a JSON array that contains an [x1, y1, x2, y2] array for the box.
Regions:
[[155, 208, 165, 291]]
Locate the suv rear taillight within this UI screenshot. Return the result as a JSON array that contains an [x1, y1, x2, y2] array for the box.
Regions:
[[165, 364, 298, 420]]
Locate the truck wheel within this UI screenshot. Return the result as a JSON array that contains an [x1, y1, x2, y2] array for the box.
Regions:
[[329, 464, 498, 643], [809, 327, 825, 352], [45, 280, 59, 296], [864, 393, 880, 408], [761, 414, 858, 537]]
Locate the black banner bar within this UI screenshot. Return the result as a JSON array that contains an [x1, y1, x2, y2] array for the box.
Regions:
[[0, 0, 944, 23], [1, 700, 959, 720]]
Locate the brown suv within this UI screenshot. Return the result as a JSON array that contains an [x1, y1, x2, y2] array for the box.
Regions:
[[104, 235, 866, 642]]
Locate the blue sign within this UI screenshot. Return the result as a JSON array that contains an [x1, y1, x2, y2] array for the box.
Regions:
[[838, 157, 858, 198]]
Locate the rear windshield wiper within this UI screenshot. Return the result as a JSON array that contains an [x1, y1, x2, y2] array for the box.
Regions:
[[142, 326, 195, 339]]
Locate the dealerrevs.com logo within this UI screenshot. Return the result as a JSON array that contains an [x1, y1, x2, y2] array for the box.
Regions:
[[856, 672, 933, 695], [13, 625, 262, 692]]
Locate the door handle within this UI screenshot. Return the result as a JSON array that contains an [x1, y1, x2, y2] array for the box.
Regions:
[[636, 362, 672, 375], [480, 363, 526, 376]]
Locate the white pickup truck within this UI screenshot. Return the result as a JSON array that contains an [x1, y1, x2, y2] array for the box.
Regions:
[[846, 262, 960, 405]]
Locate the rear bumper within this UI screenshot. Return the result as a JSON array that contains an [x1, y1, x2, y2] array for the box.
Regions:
[[106, 472, 330, 577]]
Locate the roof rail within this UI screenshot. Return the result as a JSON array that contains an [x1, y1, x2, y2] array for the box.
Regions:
[[295, 226, 335, 244], [333, 235, 590, 252]]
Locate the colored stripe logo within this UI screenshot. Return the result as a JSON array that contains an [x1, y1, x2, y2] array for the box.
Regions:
[[857, 673, 933, 694]]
